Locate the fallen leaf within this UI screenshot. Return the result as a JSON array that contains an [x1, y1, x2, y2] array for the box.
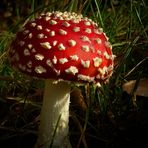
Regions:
[[122, 79, 148, 97]]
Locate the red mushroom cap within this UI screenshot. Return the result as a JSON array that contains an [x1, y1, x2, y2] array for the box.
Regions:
[[9, 11, 114, 84]]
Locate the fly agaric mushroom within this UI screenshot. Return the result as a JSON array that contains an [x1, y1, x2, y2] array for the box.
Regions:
[[9, 11, 114, 148]]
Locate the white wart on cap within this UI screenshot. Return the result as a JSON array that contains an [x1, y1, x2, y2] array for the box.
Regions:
[[9, 11, 114, 84]]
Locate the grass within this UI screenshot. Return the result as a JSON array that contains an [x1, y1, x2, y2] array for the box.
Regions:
[[0, 0, 148, 147]]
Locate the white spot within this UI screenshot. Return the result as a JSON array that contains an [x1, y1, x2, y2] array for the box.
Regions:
[[53, 41, 58, 46], [37, 33, 44, 38], [53, 68, 60, 75], [35, 66, 46, 74], [38, 16, 42, 19], [40, 42, 52, 49], [49, 20, 57, 25], [46, 59, 53, 67], [96, 82, 101, 87], [23, 30, 29, 35], [24, 48, 30, 56], [65, 66, 78, 75], [81, 45, 89, 52], [93, 57, 102, 67], [28, 33, 33, 38], [90, 47, 95, 53], [72, 19, 79, 23], [80, 36, 91, 42], [84, 21, 91, 26], [81, 60, 90, 68], [35, 54, 44, 60], [45, 16, 51, 21], [112, 54, 116, 59], [52, 56, 57, 64], [27, 61, 32, 68], [85, 28, 92, 34], [32, 48, 36, 53], [97, 50, 102, 55], [59, 29, 67, 35], [46, 28, 50, 32], [94, 28, 103, 34], [54, 11, 62, 17], [37, 25, 42, 30], [104, 51, 110, 59], [58, 16, 64, 20], [58, 43, 65, 50], [30, 22, 36, 27], [103, 33, 109, 41], [96, 74, 101, 79], [70, 55, 79, 61], [105, 41, 112, 49], [41, 12, 45, 16], [99, 28, 103, 33], [73, 27, 80, 32], [78, 74, 94, 82], [19, 41, 25, 46], [28, 44, 32, 49], [108, 64, 113, 72], [59, 58, 68, 64], [68, 40, 76, 46], [46, 12, 52, 16], [50, 31, 55, 36], [95, 38, 102, 44], [98, 67, 108, 76], [62, 21, 70, 27]]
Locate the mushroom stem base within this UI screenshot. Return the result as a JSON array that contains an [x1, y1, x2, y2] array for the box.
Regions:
[[35, 80, 71, 148]]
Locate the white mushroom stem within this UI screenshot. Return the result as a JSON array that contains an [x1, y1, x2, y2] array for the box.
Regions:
[[35, 80, 72, 148]]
